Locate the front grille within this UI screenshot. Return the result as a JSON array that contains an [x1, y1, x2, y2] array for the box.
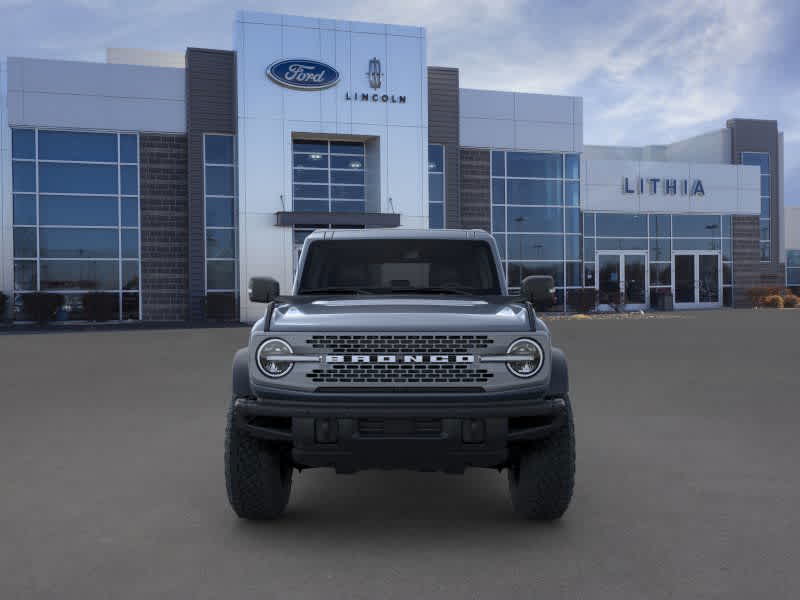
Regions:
[[306, 334, 493, 354], [308, 363, 493, 384], [304, 334, 496, 385]]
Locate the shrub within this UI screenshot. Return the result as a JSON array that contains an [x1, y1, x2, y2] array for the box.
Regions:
[[0, 292, 7, 322], [747, 287, 789, 307], [83, 292, 118, 322], [762, 295, 784, 309], [782, 294, 799, 308], [566, 288, 597, 313], [21, 293, 65, 324]]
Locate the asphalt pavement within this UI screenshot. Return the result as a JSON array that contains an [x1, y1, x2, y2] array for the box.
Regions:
[[1, 309, 799, 599]]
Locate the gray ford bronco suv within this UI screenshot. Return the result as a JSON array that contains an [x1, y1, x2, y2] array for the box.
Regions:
[[226, 229, 575, 520]]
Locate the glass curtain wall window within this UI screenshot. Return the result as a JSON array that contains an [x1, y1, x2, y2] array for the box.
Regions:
[[741, 152, 770, 261], [292, 140, 365, 213], [428, 144, 444, 229], [204, 134, 238, 301], [583, 212, 734, 307], [11, 128, 141, 320], [490, 150, 581, 311], [787, 250, 800, 288]]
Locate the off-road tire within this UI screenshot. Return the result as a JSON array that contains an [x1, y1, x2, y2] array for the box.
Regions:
[[225, 398, 292, 520], [508, 395, 575, 520]]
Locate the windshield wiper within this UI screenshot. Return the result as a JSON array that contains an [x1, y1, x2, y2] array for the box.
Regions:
[[299, 286, 376, 295]]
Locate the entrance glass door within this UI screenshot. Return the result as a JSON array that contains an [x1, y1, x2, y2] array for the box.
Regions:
[[596, 252, 648, 310], [672, 252, 721, 308]]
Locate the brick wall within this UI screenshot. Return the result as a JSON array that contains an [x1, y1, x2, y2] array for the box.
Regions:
[[459, 149, 490, 231], [139, 134, 189, 321]]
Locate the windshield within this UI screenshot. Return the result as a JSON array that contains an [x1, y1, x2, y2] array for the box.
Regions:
[[297, 239, 502, 295]]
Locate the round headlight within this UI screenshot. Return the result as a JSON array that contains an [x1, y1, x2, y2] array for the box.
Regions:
[[506, 338, 544, 378], [256, 338, 294, 378]]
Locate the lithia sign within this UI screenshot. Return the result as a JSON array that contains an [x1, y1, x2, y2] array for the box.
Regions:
[[623, 177, 705, 196], [266, 57, 406, 103]]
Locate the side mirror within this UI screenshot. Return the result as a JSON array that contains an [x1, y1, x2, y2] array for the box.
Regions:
[[520, 275, 556, 310], [248, 277, 280, 303]]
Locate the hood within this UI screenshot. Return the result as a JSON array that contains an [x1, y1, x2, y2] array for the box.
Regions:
[[269, 296, 531, 332]]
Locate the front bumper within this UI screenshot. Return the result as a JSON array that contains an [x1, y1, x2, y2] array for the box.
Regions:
[[233, 389, 566, 472]]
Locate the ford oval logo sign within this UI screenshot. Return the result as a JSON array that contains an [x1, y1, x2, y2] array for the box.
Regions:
[[267, 59, 340, 90]]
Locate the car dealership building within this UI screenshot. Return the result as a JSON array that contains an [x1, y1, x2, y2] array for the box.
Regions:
[[0, 10, 792, 323]]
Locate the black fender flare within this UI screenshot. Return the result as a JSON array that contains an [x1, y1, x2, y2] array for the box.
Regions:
[[232, 347, 253, 398], [547, 346, 569, 398]]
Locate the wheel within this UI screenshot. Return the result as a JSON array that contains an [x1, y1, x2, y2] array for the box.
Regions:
[[508, 395, 575, 520], [225, 398, 293, 520]]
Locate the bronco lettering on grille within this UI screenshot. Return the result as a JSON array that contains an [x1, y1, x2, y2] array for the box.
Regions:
[[325, 355, 475, 364]]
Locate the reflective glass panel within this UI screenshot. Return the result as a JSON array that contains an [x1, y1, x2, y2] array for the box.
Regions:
[[507, 180, 562, 205], [39, 163, 118, 194], [207, 260, 236, 290], [507, 152, 562, 178], [565, 262, 582, 287], [787, 251, 800, 268], [293, 168, 328, 183], [122, 261, 139, 290], [595, 213, 647, 237], [650, 263, 671, 286], [12, 161, 36, 192], [331, 185, 364, 200], [428, 173, 444, 203], [491, 151, 505, 177], [332, 170, 365, 185], [492, 179, 505, 205], [741, 152, 769, 174], [122, 293, 140, 320], [121, 229, 138, 258], [721, 215, 732, 237], [428, 144, 444, 172], [673, 238, 721, 251], [507, 235, 564, 260], [294, 199, 328, 212], [331, 156, 363, 169], [331, 200, 365, 212], [205, 135, 234, 164], [39, 228, 118, 258], [121, 165, 138, 195], [673, 214, 720, 237], [206, 197, 234, 227], [12, 129, 35, 159], [14, 261, 37, 291], [492, 206, 505, 232], [38, 130, 117, 162], [330, 141, 364, 155], [121, 198, 139, 227], [507, 261, 564, 287], [294, 184, 329, 199], [206, 166, 235, 196], [649, 238, 671, 261], [565, 154, 579, 180], [13, 194, 36, 225], [507, 206, 563, 233], [120, 134, 138, 163], [565, 208, 580, 233], [293, 140, 328, 154], [565, 181, 579, 206], [761, 175, 770, 196], [40, 195, 118, 226], [206, 229, 236, 258], [13, 227, 36, 258], [596, 238, 647, 251], [293, 153, 329, 168], [583, 238, 594, 261], [40, 260, 119, 290], [429, 202, 444, 229], [565, 235, 581, 260], [649, 214, 671, 237], [583, 213, 595, 236]]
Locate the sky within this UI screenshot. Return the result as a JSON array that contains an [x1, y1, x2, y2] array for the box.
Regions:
[[1, 0, 798, 204]]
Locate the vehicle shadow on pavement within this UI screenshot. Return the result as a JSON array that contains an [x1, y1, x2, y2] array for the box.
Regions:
[[227, 469, 574, 541]]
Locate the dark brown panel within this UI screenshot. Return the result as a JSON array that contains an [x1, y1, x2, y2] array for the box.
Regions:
[[459, 148, 490, 231], [139, 134, 189, 321], [186, 48, 237, 321], [727, 118, 781, 272], [427, 67, 460, 228]]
